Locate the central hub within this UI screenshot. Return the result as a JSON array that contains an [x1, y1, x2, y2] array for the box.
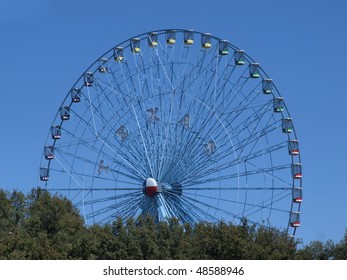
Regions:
[[143, 178, 158, 197]]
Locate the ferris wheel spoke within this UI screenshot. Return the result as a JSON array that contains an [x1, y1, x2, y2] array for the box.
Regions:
[[66, 111, 148, 178], [86, 78, 128, 123], [133, 52, 151, 100], [181, 192, 272, 228], [153, 43, 176, 91], [188, 162, 292, 187], [240, 189, 292, 218], [130, 104, 154, 177], [162, 115, 225, 183], [77, 190, 142, 207], [214, 61, 240, 107], [220, 78, 263, 122], [183, 189, 291, 215], [155, 193, 177, 221], [70, 96, 120, 140], [56, 126, 146, 180], [105, 65, 137, 103], [49, 164, 140, 187], [155, 64, 207, 177], [179, 140, 287, 184], [98, 196, 145, 224], [211, 111, 277, 161], [51, 187, 141, 192], [182, 185, 292, 191], [163, 195, 207, 224], [118, 59, 137, 97], [159, 105, 218, 180], [86, 194, 143, 221], [223, 104, 280, 147], [180, 192, 242, 221], [153, 45, 181, 177], [166, 193, 220, 223], [170, 51, 213, 97], [182, 164, 291, 187]]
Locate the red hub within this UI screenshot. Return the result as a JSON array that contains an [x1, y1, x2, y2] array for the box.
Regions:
[[143, 178, 158, 197]]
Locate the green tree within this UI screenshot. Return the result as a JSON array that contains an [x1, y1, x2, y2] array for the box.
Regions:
[[155, 218, 188, 259], [296, 240, 336, 260], [0, 189, 27, 259], [251, 226, 297, 260], [2, 187, 347, 260], [330, 230, 347, 260], [23, 188, 86, 259]]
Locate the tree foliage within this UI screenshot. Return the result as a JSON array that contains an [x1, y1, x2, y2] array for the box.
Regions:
[[0, 188, 346, 260]]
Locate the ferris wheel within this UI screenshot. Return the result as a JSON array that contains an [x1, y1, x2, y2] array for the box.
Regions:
[[39, 29, 302, 235]]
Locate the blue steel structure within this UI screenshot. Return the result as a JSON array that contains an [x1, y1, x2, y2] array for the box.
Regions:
[[39, 29, 302, 235]]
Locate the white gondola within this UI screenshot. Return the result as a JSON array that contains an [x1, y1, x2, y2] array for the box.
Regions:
[[262, 79, 273, 94], [282, 118, 293, 133], [40, 167, 49, 181], [98, 58, 108, 73], [51, 125, 61, 140], [288, 140, 300, 156], [290, 212, 301, 227], [292, 163, 302, 179], [218, 40, 229, 55], [274, 97, 285, 113], [60, 106, 70, 121], [114, 47, 124, 62], [44, 146, 54, 160], [249, 63, 260, 78], [234, 50, 245, 65], [71, 88, 81, 103], [84, 72, 94, 87], [293, 188, 303, 203]]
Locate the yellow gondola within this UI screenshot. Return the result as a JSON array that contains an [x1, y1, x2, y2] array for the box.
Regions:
[[201, 33, 212, 48], [166, 30, 176, 45], [148, 32, 158, 48]]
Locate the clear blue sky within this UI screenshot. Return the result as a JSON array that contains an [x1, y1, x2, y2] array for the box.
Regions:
[[1, 0, 346, 245]]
